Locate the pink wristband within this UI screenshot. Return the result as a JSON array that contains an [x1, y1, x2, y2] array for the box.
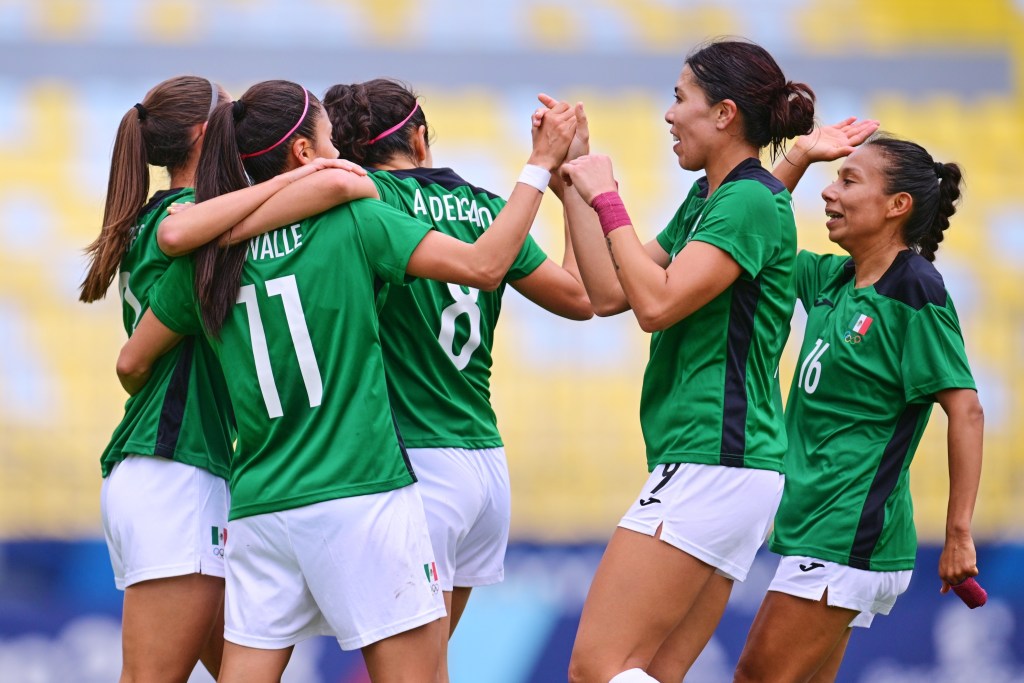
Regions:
[[591, 191, 632, 237]]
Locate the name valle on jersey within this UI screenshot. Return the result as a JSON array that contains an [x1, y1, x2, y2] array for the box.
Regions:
[[248, 224, 304, 261], [412, 189, 494, 228]]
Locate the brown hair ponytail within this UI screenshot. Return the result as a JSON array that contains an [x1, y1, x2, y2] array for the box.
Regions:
[[79, 75, 226, 302]]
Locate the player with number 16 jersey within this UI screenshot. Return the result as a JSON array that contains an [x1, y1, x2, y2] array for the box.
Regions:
[[772, 249, 975, 571]]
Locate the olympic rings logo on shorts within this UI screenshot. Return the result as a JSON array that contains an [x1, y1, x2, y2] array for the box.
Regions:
[[212, 547, 225, 558], [844, 332, 862, 344]]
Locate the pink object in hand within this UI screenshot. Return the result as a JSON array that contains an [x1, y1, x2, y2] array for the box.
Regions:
[[952, 577, 987, 608]]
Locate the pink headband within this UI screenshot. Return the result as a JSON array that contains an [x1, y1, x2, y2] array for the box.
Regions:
[[240, 88, 310, 160], [368, 102, 419, 144]]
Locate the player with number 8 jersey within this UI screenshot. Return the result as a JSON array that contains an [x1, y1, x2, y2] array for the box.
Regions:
[[369, 168, 549, 447]]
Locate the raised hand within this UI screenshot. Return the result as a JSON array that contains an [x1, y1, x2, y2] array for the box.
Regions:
[[529, 94, 577, 171], [786, 117, 880, 167]]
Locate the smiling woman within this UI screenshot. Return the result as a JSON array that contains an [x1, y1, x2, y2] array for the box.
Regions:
[[739, 134, 983, 683], [550, 38, 817, 683]]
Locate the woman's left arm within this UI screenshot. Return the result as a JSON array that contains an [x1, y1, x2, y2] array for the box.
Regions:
[[935, 387, 984, 592], [561, 153, 741, 332]]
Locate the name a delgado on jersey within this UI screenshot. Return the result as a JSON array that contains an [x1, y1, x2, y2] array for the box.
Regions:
[[412, 188, 494, 227]]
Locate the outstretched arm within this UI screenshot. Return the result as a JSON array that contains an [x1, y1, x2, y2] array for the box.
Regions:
[[936, 387, 984, 592], [772, 117, 880, 193], [405, 95, 576, 290], [116, 309, 184, 395], [157, 158, 371, 256]]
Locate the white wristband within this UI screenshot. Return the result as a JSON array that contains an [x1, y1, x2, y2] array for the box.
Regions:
[[517, 164, 551, 193]]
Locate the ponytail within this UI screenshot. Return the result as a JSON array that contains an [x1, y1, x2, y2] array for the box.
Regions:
[[80, 107, 148, 302], [768, 81, 816, 162], [193, 100, 252, 336], [79, 75, 226, 302], [920, 161, 964, 261]]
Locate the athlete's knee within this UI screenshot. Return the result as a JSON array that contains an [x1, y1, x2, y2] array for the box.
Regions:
[[733, 657, 771, 683], [568, 650, 606, 683], [569, 654, 657, 683]]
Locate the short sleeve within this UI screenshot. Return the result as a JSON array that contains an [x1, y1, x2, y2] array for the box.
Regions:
[[794, 251, 849, 312], [902, 296, 976, 404], [655, 223, 677, 255], [347, 199, 432, 285], [507, 233, 547, 281], [689, 181, 777, 279], [369, 171, 403, 211], [149, 257, 203, 335], [655, 196, 694, 255]]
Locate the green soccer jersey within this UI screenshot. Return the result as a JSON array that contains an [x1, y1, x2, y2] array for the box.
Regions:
[[771, 249, 976, 571], [369, 168, 547, 448], [150, 199, 433, 521], [645, 158, 796, 473], [99, 188, 234, 480]]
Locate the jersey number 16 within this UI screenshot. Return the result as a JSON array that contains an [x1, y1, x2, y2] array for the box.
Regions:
[[798, 338, 829, 395]]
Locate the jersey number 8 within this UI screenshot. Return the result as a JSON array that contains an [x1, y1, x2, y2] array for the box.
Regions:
[[438, 283, 481, 371]]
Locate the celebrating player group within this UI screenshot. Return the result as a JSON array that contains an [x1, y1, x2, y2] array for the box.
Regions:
[[80, 36, 984, 683]]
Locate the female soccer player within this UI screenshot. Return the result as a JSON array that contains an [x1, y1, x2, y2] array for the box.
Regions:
[[732, 134, 983, 683], [78, 75, 233, 683], [556, 39, 816, 683], [150, 78, 590, 683], [117, 79, 576, 683]]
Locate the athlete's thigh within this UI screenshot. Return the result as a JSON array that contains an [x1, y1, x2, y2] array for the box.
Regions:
[[362, 618, 445, 683], [808, 628, 853, 683], [647, 572, 733, 683], [121, 573, 225, 683], [449, 586, 473, 635], [571, 527, 717, 680], [217, 642, 293, 683], [734, 590, 856, 683]]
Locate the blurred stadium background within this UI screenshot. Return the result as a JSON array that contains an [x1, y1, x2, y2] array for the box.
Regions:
[[2, 0, 1023, 680]]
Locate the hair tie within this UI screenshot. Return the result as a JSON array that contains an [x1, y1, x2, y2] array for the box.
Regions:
[[207, 79, 219, 120], [133, 103, 148, 121], [369, 102, 420, 144], [933, 161, 944, 178], [240, 87, 310, 160], [232, 100, 247, 121]]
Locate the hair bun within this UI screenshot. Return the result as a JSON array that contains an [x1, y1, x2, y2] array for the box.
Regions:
[[232, 100, 247, 121]]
